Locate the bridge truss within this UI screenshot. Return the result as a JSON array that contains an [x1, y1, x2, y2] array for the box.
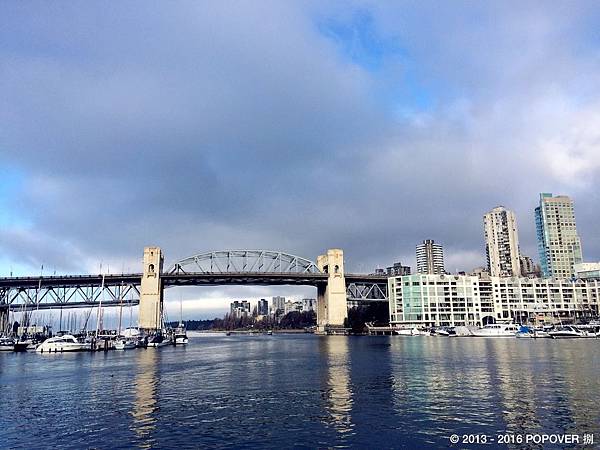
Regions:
[[346, 280, 388, 303], [0, 275, 141, 312], [170, 250, 321, 275]]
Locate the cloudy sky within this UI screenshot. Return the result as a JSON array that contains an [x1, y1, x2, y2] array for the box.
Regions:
[[1, 1, 600, 318]]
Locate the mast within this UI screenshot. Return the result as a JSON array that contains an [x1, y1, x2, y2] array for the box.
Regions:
[[95, 271, 105, 337], [179, 293, 183, 327], [117, 282, 124, 336]]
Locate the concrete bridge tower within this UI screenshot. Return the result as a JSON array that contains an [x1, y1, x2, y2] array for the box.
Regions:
[[138, 246, 164, 331], [316, 249, 348, 333]]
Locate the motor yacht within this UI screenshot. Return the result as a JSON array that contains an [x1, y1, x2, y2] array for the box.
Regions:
[[395, 327, 419, 336], [36, 335, 90, 353], [471, 323, 519, 338], [549, 326, 588, 339], [0, 337, 15, 351], [434, 327, 457, 337]]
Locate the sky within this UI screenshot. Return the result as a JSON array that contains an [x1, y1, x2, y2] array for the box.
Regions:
[[1, 1, 600, 318]]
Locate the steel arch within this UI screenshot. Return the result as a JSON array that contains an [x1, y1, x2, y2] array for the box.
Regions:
[[168, 250, 322, 275]]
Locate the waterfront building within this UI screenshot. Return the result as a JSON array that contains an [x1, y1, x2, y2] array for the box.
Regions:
[[416, 239, 445, 274], [389, 274, 600, 327], [575, 262, 600, 281], [230, 300, 251, 318], [535, 193, 583, 279], [271, 296, 286, 315], [302, 298, 316, 312], [483, 206, 521, 277], [258, 299, 269, 316]]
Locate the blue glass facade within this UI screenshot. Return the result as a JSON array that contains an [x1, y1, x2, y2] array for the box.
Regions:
[[535, 203, 550, 277]]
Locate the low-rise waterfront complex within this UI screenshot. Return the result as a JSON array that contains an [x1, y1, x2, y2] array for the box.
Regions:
[[389, 274, 600, 327]]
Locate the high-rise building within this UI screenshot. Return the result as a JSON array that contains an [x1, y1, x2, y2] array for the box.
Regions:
[[271, 296, 286, 315], [257, 298, 269, 316], [483, 206, 521, 277], [230, 300, 251, 318], [535, 193, 583, 279], [416, 239, 445, 274]]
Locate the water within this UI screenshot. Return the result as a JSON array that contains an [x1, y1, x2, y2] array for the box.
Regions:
[[1, 335, 599, 449]]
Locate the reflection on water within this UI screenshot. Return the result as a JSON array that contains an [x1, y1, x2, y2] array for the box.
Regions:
[[131, 349, 159, 449], [321, 337, 354, 436]]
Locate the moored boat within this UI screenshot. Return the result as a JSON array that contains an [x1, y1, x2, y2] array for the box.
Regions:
[[174, 325, 188, 345], [147, 330, 172, 347], [114, 338, 137, 350], [549, 326, 587, 339], [0, 337, 15, 351], [36, 335, 90, 353], [472, 323, 519, 338]]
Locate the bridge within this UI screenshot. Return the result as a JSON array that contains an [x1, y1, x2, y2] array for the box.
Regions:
[[0, 248, 388, 333]]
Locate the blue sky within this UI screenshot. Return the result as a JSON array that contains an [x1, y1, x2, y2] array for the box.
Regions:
[[1, 1, 600, 317]]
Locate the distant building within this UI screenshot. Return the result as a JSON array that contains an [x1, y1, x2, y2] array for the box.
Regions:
[[535, 193, 583, 279], [230, 300, 251, 318], [271, 296, 286, 315], [416, 239, 445, 274], [519, 255, 541, 278], [258, 298, 269, 316], [302, 298, 316, 312], [284, 300, 303, 315], [574, 262, 600, 281], [469, 266, 490, 278], [483, 206, 521, 277], [385, 262, 411, 276]]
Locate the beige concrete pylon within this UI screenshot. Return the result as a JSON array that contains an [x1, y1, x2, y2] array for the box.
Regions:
[[316, 249, 347, 333], [138, 247, 164, 331]]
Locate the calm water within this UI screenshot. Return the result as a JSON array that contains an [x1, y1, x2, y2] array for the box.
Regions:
[[1, 334, 600, 449]]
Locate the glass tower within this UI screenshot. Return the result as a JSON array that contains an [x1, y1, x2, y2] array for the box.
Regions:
[[535, 193, 583, 279]]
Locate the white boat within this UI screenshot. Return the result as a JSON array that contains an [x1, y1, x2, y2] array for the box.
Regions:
[[114, 338, 137, 350], [174, 325, 188, 345], [395, 327, 418, 336], [471, 323, 519, 338], [36, 335, 90, 353], [0, 337, 15, 351], [174, 298, 188, 345], [549, 326, 588, 339]]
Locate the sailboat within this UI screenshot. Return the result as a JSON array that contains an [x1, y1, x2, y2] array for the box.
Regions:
[[174, 295, 188, 345], [114, 288, 136, 350], [147, 301, 172, 347]]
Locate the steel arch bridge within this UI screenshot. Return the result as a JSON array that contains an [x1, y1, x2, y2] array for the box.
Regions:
[[0, 249, 389, 313], [168, 250, 322, 275]]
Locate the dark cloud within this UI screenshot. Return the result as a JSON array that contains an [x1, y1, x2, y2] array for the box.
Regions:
[[1, 1, 600, 316]]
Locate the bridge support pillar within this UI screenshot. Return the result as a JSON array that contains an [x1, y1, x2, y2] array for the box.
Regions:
[[138, 247, 164, 331], [0, 307, 8, 334], [316, 249, 347, 333]]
